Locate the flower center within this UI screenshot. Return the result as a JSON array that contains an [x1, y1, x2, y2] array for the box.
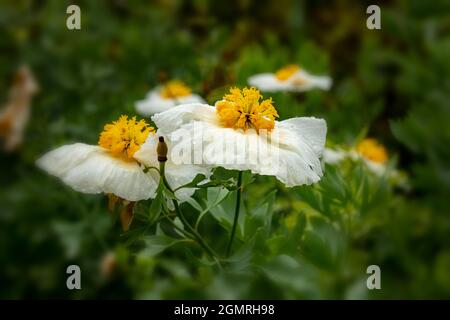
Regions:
[[216, 87, 279, 131], [275, 64, 300, 81], [356, 138, 388, 164], [98, 115, 154, 160], [160, 80, 192, 99]]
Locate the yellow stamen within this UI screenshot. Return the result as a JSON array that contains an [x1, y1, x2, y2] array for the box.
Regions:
[[216, 87, 279, 132], [275, 64, 300, 81], [98, 115, 154, 160], [160, 80, 192, 99], [356, 138, 388, 164]]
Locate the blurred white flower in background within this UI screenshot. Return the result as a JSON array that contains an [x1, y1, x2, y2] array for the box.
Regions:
[[248, 64, 332, 92], [324, 139, 392, 176], [135, 80, 205, 116]]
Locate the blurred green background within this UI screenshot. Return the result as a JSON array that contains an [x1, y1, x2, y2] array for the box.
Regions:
[[1, 0, 450, 299]]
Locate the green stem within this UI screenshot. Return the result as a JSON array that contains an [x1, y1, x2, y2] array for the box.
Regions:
[[172, 198, 218, 259], [226, 171, 243, 257], [162, 211, 195, 239], [159, 161, 219, 260]]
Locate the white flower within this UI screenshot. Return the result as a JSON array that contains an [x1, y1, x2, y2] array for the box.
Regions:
[[37, 115, 208, 202], [37, 142, 157, 201], [248, 64, 332, 92], [135, 80, 205, 116], [324, 139, 389, 176], [153, 87, 327, 187]]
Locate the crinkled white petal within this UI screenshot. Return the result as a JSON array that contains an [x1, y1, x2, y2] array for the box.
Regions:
[[248, 70, 332, 92], [135, 87, 205, 116], [153, 104, 327, 187], [133, 134, 211, 201], [37, 143, 157, 201], [280, 117, 327, 156], [152, 103, 219, 135]]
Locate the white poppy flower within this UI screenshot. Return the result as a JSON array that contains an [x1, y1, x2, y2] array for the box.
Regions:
[[37, 115, 157, 201], [37, 142, 158, 201], [324, 139, 389, 176], [248, 64, 332, 92], [37, 115, 208, 202], [153, 87, 327, 187], [135, 80, 205, 116]]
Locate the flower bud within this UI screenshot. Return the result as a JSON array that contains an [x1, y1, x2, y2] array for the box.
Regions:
[[157, 136, 168, 162]]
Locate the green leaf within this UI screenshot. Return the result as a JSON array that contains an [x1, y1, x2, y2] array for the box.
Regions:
[[173, 174, 207, 190], [241, 170, 256, 188], [163, 187, 177, 200], [195, 187, 231, 228], [209, 191, 240, 232], [262, 254, 320, 297], [244, 190, 277, 239], [139, 235, 182, 257], [196, 178, 237, 190], [300, 217, 344, 271], [186, 198, 204, 212], [207, 187, 230, 208], [301, 231, 334, 270]]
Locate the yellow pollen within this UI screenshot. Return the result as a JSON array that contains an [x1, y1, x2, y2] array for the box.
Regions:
[[356, 138, 388, 164], [216, 87, 279, 132], [160, 80, 192, 99], [275, 64, 301, 81], [98, 115, 154, 160]]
